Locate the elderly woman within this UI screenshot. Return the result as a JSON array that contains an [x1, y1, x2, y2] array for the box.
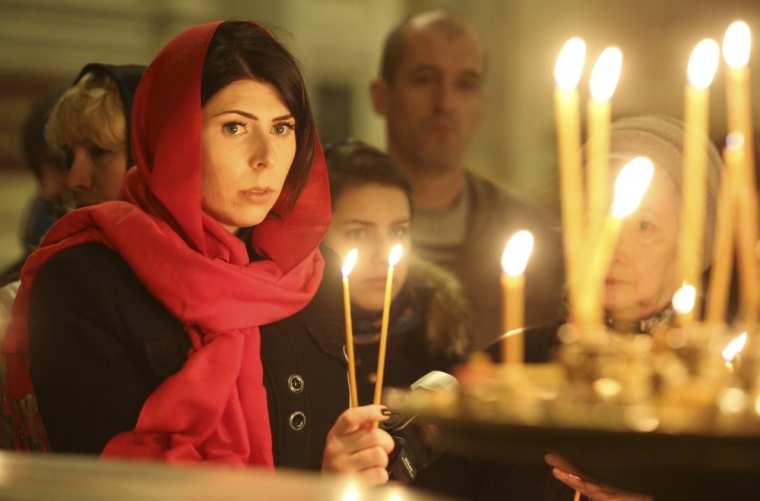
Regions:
[[602, 115, 722, 330], [548, 115, 724, 501]]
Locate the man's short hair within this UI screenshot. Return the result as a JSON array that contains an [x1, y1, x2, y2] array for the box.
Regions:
[[45, 72, 126, 159], [379, 10, 477, 83]]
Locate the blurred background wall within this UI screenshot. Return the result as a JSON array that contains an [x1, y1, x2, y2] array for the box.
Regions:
[[1, 0, 760, 271]]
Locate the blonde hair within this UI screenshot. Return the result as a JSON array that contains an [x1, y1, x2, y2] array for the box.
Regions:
[[45, 72, 126, 154]]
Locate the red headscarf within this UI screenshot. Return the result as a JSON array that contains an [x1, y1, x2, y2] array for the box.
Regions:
[[3, 21, 331, 468]]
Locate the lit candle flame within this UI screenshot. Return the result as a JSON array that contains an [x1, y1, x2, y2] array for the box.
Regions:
[[341, 248, 358, 277], [388, 244, 403, 267], [554, 38, 587, 90], [723, 21, 751, 68], [589, 47, 623, 101], [726, 131, 746, 150], [341, 484, 360, 501], [501, 230, 535, 276], [610, 157, 655, 218], [723, 332, 748, 362], [688, 39, 720, 89], [672, 283, 697, 315]]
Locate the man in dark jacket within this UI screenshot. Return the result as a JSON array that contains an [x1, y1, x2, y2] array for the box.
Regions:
[[369, 10, 565, 351]]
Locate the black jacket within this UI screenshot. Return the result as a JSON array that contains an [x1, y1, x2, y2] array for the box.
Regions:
[[27, 242, 348, 470]]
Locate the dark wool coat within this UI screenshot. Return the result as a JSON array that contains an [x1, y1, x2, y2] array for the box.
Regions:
[[28, 242, 348, 470]]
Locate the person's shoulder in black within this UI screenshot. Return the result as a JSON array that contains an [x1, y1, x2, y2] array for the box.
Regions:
[[29, 242, 174, 453], [28, 242, 349, 469]]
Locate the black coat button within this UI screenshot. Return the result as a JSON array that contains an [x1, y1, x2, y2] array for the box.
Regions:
[[288, 374, 304, 393], [289, 411, 306, 431]]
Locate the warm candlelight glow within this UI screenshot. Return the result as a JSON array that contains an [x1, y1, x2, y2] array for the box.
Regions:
[[672, 284, 697, 316], [722, 332, 748, 362], [501, 231, 535, 277], [500, 231, 533, 364], [554, 37, 586, 326], [582, 157, 654, 325], [728, 131, 746, 150], [341, 249, 358, 277], [584, 47, 622, 330], [388, 244, 403, 267], [610, 157, 655, 218], [554, 38, 587, 90], [341, 249, 359, 408], [373, 243, 404, 413], [589, 47, 623, 101], [706, 135, 743, 324], [688, 39, 720, 89], [723, 21, 751, 68]]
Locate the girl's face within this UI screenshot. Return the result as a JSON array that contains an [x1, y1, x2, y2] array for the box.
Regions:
[[324, 184, 412, 311], [200, 79, 296, 232], [604, 170, 681, 320]]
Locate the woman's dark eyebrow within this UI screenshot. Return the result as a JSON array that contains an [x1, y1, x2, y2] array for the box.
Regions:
[[212, 110, 294, 122], [338, 220, 375, 226]]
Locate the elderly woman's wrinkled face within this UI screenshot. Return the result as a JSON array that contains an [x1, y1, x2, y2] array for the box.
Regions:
[[604, 170, 681, 320]]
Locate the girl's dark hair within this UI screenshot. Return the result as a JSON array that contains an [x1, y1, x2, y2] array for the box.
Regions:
[[323, 139, 413, 213], [201, 21, 316, 211]]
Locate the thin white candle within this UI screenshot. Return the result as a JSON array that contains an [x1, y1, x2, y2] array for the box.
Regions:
[[341, 249, 359, 408], [585, 47, 623, 326], [678, 39, 719, 322], [500, 231, 534, 364], [373, 244, 403, 413], [554, 37, 587, 324]]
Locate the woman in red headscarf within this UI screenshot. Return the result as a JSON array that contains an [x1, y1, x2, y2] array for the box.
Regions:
[[3, 21, 393, 483]]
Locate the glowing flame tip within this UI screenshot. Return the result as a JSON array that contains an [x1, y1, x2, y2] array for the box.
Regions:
[[501, 230, 535, 276], [688, 39, 720, 89], [610, 157, 655, 218], [723, 21, 751, 68], [554, 38, 587, 90], [723, 332, 748, 362], [672, 284, 697, 315], [727, 132, 746, 150], [341, 249, 358, 277], [388, 244, 403, 267], [589, 47, 623, 101]]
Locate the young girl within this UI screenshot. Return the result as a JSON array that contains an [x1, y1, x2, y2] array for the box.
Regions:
[[322, 140, 470, 405], [322, 141, 577, 501], [4, 21, 392, 483]]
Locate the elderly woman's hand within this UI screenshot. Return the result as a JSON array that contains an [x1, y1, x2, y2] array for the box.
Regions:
[[545, 453, 653, 501], [322, 405, 395, 485]]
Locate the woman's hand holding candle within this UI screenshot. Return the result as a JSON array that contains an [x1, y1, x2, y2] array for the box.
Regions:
[[322, 405, 394, 485]]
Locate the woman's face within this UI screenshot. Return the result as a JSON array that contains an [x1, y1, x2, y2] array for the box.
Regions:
[[200, 79, 296, 232], [604, 170, 681, 320], [324, 184, 412, 311], [67, 141, 127, 208]]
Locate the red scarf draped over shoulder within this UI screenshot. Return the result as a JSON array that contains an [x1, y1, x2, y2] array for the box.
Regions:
[[2, 22, 331, 468]]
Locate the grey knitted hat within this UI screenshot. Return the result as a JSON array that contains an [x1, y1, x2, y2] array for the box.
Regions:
[[608, 115, 723, 270]]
